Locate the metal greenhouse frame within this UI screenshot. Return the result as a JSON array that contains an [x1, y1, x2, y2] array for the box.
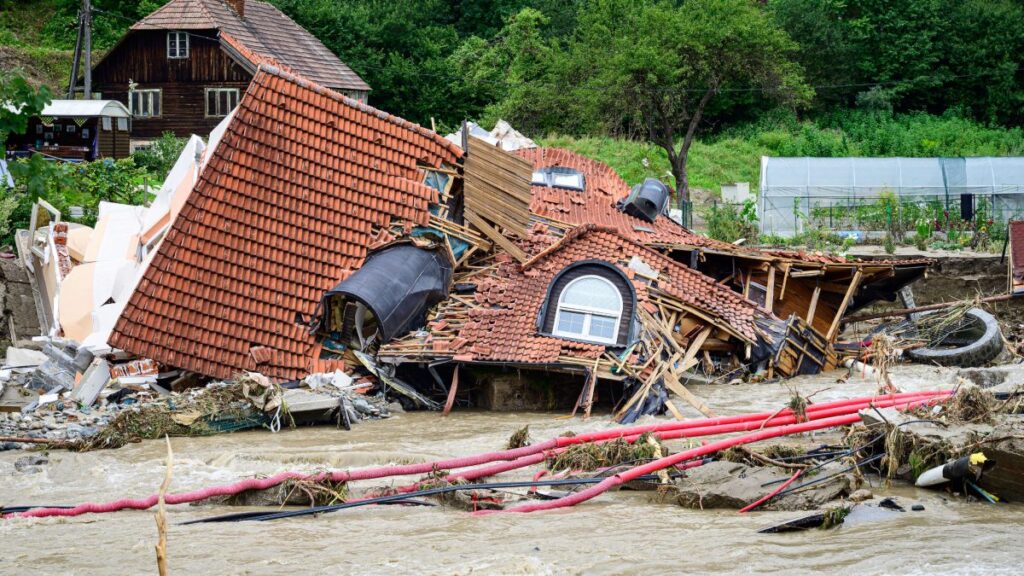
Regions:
[[758, 156, 1024, 236]]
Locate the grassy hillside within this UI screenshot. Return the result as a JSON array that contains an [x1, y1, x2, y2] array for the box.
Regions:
[[540, 111, 1024, 194], [0, 0, 135, 92]]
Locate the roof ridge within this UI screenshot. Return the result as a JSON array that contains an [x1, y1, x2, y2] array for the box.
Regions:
[[253, 63, 460, 158]]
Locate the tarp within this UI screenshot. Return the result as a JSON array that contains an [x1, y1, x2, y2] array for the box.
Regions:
[[445, 119, 537, 152], [318, 244, 452, 342]]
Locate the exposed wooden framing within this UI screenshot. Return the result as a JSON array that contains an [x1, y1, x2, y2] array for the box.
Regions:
[[663, 368, 716, 417], [779, 263, 791, 300], [806, 281, 821, 323], [679, 327, 711, 373], [582, 357, 599, 420], [464, 209, 527, 263], [442, 365, 459, 417], [664, 399, 685, 421], [764, 265, 776, 313], [428, 215, 491, 250], [789, 269, 825, 278], [462, 136, 532, 235], [826, 269, 863, 341]]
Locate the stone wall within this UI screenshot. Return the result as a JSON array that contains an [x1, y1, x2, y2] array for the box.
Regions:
[[0, 257, 40, 353]]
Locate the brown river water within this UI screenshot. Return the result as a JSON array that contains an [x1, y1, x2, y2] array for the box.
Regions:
[[2, 365, 1022, 575]]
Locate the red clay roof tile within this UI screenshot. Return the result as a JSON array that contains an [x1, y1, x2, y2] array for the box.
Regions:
[[429, 226, 765, 365], [109, 66, 459, 380]]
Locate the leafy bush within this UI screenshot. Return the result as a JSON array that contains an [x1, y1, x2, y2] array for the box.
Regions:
[[702, 199, 759, 243], [1, 155, 150, 246], [131, 131, 186, 180]]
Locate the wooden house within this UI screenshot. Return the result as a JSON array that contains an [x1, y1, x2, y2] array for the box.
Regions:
[[86, 0, 370, 146], [4, 100, 132, 161]]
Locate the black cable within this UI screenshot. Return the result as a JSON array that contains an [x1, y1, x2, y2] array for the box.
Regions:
[[759, 432, 886, 488], [772, 453, 886, 499], [183, 473, 678, 524], [1, 505, 73, 514]]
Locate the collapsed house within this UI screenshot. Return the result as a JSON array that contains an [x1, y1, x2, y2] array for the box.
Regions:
[[17, 64, 934, 421]]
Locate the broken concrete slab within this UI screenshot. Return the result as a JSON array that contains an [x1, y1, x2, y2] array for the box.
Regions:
[[666, 461, 853, 511], [283, 388, 341, 425], [72, 358, 111, 406], [3, 347, 48, 371], [0, 385, 38, 413]]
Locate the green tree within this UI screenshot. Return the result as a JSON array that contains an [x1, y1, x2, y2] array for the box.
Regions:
[[560, 0, 811, 202], [1, 70, 51, 245]]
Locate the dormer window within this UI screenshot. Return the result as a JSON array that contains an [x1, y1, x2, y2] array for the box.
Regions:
[[531, 166, 585, 192], [539, 262, 635, 347], [167, 31, 189, 59]]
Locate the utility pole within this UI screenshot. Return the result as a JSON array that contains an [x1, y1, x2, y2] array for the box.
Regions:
[[83, 0, 92, 100], [67, 7, 84, 98]]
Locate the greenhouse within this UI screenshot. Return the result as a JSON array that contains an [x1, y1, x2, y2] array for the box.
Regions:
[[758, 156, 1024, 237]]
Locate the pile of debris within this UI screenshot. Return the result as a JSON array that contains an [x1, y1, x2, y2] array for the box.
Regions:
[[0, 341, 393, 451]]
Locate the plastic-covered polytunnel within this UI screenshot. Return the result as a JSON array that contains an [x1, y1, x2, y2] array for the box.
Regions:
[[758, 156, 1024, 236]]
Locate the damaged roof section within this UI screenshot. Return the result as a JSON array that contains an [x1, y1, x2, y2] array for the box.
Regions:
[[380, 225, 768, 366], [109, 65, 461, 381], [520, 147, 736, 251]]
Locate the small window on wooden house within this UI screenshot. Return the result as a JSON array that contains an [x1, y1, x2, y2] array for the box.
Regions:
[[130, 89, 162, 118], [540, 263, 636, 347], [167, 31, 189, 59], [205, 88, 240, 118]]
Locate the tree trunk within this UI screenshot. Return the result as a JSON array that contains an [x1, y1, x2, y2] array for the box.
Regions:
[[672, 152, 689, 207]]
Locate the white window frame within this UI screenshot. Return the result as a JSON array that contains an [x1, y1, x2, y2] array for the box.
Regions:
[[130, 89, 162, 118], [204, 87, 240, 118], [167, 31, 189, 59], [552, 275, 623, 345]]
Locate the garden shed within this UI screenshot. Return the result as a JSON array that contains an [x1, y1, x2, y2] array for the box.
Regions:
[[758, 156, 1024, 237]]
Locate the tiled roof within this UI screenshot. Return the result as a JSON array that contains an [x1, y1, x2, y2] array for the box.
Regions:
[[518, 147, 735, 251], [434, 226, 764, 365], [133, 0, 370, 92], [109, 65, 460, 380]]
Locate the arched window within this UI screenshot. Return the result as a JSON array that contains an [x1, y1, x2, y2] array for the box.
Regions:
[[552, 275, 624, 344]]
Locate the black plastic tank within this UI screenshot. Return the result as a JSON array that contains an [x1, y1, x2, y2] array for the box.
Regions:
[[622, 178, 670, 223]]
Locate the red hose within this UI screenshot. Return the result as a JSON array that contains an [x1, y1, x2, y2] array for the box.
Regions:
[[9, 390, 948, 519], [738, 469, 803, 513], [476, 413, 864, 515], [479, 395, 951, 515]]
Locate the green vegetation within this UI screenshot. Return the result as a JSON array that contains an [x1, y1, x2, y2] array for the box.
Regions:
[[4, 0, 1024, 253], [540, 110, 1024, 193]]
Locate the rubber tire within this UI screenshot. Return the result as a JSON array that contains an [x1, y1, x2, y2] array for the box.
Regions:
[[906, 308, 1003, 367]]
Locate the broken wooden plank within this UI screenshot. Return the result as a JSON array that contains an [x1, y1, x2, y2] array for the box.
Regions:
[[442, 365, 459, 417], [464, 209, 528, 263], [825, 269, 863, 342], [662, 370, 716, 417], [664, 399, 685, 421], [806, 282, 821, 324]]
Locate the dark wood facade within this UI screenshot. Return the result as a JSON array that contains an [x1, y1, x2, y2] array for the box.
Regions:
[[92, 30, 253, 141]]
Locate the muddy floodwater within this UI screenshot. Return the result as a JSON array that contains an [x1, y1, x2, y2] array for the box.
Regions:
[[2, 365, 1022, 575]]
